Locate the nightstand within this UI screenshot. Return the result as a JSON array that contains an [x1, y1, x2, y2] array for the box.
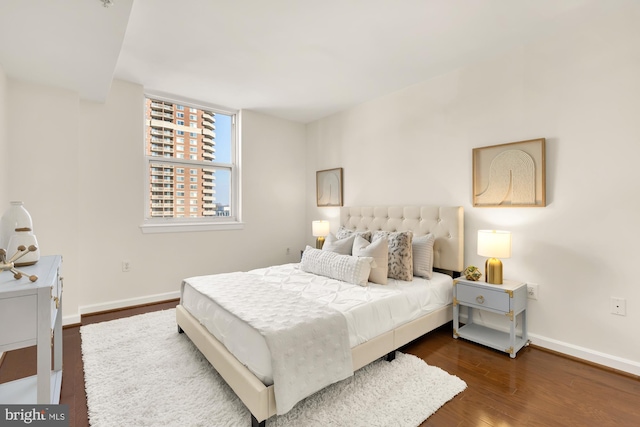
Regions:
[[0, 255, 63, 403], [453, 278, 528, 358]]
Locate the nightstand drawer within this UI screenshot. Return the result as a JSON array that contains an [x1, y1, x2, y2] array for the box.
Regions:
[[456, 282, 510, 312], [0, 295, 37, 350]]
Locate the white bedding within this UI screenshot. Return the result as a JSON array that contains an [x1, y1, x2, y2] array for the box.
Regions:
[[181, 263, 453, 386]]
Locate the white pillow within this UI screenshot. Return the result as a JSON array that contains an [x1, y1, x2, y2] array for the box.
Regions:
[[301, 246, 374, 286], [413, 234, 435, 279], [352, 235, 389, 285], [322, 233, 356, 255]]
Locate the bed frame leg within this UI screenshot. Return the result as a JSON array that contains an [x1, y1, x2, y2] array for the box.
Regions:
[[178, 325, 184, 334], [385, 351, 396, 362], [251, 414, 265, 427]]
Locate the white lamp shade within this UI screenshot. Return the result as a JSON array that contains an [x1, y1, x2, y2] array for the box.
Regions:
[[312, 220, 330, 237], [477, 230, 511, 259]]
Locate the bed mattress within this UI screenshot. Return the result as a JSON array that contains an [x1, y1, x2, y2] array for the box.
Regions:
[[181, 263, 453, 385]]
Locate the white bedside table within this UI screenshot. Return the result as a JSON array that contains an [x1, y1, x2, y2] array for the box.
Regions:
[[453, 277, 528, 358], [0, 255, 63, 403]]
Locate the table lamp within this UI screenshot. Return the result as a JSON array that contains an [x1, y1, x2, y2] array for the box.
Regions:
[[477, 230, 511, 284], [312, 220, 330, 249]]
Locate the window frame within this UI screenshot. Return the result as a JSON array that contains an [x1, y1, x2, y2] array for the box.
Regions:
[[140, 92, 243, 233]]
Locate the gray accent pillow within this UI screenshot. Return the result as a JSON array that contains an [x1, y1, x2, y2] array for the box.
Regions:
[[372, 231, 413, 281], [301, 246, 374, 286], [352, 235, 389, 285], [322, 233, 356, 255], [413, 234, 435, 279]]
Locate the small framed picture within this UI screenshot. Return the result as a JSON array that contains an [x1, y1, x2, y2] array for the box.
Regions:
[[473, 138, 546, 207], [316, 168, 343, 207]]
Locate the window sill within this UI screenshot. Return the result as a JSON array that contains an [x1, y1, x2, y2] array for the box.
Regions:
[[139, 221, 244, 234]]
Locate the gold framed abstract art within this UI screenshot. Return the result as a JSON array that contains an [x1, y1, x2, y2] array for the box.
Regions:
[[316, 168, 343, 207], [473, 138, 546, 207]]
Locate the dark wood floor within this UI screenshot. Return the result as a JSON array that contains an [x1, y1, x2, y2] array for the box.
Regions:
[[1, 300, 638, 427]]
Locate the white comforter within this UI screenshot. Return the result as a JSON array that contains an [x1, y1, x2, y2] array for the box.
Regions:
[[181, 264, 453, 414], [183, 271, 353, 415]]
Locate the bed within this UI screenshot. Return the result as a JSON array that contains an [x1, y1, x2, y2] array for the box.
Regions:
[[176, 205, 464, 426]]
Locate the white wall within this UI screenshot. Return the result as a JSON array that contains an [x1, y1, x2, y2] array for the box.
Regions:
[[5, 78, 306, 322], [6, 80, 82, 318], [0, 65, 7, 204], [307, 7, 640, 373], [74, 81, 306, 319]]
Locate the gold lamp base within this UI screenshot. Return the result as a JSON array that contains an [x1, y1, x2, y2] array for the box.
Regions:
[[485, 257, 503, 284], [315, 236, 325, 249]]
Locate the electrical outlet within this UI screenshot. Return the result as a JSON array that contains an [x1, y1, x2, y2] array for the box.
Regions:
[[527, 283, 539, 300], [611, 297, 626, 316], [122, 260, 131, 272]]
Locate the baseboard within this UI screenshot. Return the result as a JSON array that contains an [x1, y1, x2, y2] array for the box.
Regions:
[[529, 333, 640, 377], [62, 291, 181, 326], [458, 311, 639, 376], [65, 294, 639, 376]]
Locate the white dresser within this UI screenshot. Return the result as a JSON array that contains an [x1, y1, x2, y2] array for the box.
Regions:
[[0, 255, 63, 403], [453, 277, 528, 358]]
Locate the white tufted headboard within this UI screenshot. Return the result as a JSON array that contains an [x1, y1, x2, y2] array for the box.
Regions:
[[340, 206, 464, 274]]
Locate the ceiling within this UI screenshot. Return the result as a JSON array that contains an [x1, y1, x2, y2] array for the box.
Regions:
[[0, 0, 629, 123]]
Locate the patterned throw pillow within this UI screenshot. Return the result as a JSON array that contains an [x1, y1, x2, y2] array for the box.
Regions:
[[301, 246, 374, 286], [372, 231, 413, 281], [413, 233, 435, 279], [336, 226, 372, 243]]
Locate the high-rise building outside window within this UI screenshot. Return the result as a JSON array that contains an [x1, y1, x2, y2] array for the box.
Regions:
[[142, 94, 240, 232]]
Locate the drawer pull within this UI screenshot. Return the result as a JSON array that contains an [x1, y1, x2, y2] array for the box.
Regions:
[[476, 295, 485, 304], [54, 296, 60, 309]]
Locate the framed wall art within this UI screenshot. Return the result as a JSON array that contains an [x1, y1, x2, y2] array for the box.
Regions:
[[316, 167, 343, 207], [473, 138, 546, 207]]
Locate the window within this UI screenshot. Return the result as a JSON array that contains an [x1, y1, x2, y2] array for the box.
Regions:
[[143, 95, 240, 232]]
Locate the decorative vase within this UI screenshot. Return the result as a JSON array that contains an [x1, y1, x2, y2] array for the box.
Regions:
[[463, 265, 482, 281], [0, 201, 33, 250], [7, 231, 40, 266]]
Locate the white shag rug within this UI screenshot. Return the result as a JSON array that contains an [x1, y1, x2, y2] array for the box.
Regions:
[[81, 309, 466, 427]]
